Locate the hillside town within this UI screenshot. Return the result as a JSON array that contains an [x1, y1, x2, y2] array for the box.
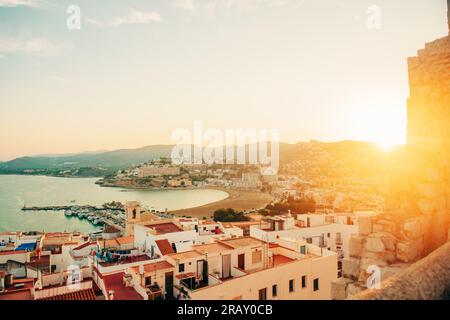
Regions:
[[0, 200, 372, 300]]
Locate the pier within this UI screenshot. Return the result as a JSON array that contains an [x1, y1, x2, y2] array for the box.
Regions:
[[21, 204, 126, 232], [21, 205, 124, 212]]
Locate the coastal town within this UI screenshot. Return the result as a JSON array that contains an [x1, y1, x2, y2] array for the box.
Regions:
[[0, 0, 449, 305], [0, 200, 371, 300]]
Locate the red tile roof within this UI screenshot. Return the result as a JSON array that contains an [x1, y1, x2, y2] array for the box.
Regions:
[[103, 272, 143, 300], [130, 261, 174, 274], [38, 288, 97, 301], [0, 250, 27, 256], [73, 241, 97, 251], [273, 254, 295, 267], [146, 222, 183, 234], [155, 239, 174, 256], [0, 289, 32, 300], [175, 272, 196, 280]]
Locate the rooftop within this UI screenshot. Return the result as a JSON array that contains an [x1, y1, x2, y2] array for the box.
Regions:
[[167, 250, 204, 261], [103, 272, 143, 300], [218, 237, 265, 249], [98, 254, 152, 267], [38, 288, 97, 301], [130, 261, 174, 274], [145, 222, 183, 235], [155, 239, 174, 256], [0, 289, 32, 300], [0, 250, 27, 256], [272, 254, 295, 267], [193, 243, 232, 255]]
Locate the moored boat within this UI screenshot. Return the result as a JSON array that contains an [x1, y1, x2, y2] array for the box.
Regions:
[[64, 210, 73, 217]]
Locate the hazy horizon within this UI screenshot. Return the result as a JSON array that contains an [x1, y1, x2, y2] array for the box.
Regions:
[[0, 138, 406, 162], [1, 0, 448, 160]]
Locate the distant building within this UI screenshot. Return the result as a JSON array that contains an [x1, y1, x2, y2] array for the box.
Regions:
[[138, 165, 180, 178]]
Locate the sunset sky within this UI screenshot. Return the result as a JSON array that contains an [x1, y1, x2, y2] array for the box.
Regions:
[[0, 0, 448, 160]]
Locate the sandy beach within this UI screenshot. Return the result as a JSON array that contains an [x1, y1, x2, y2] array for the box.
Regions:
[[168, 188, 273, 219]]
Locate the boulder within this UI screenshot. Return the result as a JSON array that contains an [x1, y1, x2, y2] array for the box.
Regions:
[[331, 279, 348, 300], [396, 240, 423, 263], [372, 220, 397, 234], [378, 232, 397, 251], [382, 250, 397, 264], [360, 257, 388, 271], [342, 257, 360, 280], [402, 219, 424, 240], [349, 236, 365, 257], [346, 283, 364, 297], [358, 216, 373, 236], [365, 235, 385, 253]]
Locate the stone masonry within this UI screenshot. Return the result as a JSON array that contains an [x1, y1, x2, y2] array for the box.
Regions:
[[332, 2, 450, 300]]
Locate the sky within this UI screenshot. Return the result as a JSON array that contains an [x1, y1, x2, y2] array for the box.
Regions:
[[0, 0, 448, 160]]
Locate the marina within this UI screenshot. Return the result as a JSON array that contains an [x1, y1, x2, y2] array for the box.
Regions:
[[22, 204, 125, 230]]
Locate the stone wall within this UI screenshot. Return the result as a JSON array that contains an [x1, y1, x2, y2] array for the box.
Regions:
[[349, 240, 450, 300], [405, 31, 450, 252], [333, 5, 450, 300]]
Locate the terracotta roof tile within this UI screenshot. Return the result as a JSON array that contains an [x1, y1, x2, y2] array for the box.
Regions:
[[38, 288, 97, 301], [155, 239, 174, 256]]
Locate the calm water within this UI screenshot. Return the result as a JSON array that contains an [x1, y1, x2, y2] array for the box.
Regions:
[[0, 175, 228, 233]]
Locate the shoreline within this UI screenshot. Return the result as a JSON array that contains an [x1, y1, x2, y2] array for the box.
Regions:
[[1, 174, 273, 220], [167, 187, 273, 219]]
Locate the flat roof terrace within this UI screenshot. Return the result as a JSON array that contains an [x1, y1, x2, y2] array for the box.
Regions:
[[144, 222, 183, 235], [98, 254, 152, 267], [218, 237, 265, 249]]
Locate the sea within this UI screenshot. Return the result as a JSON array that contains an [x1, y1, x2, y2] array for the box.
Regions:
[[0, 175, 228, 233]]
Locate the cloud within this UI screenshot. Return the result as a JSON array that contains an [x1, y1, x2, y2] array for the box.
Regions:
[[0, 0, 38, 7], [172, 0, 195, 12], [85, 17, 105, 28], [0, 38, 69, 57], [171, 0, 298, 16], [87, 10, 162, 28]]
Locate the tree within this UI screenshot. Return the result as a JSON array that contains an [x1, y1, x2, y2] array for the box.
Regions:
[[213, 208, 249, 222]]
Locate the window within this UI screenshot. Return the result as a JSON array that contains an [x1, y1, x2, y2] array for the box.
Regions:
[[258, 288, 267, 300], [145, 276, 151, 287], [301, 275, 307, 288], [252, 250, 262, 264], [289, 279, 295, 293], [179, 263, 185, 273], [300, 245, 306, 255], [272, 285, 277, 297], [313, 278, 319, 291]]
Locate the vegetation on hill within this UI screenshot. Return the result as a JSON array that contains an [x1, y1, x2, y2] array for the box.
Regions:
[[263, 197, 316, 216], [213, 208, 250, 222]]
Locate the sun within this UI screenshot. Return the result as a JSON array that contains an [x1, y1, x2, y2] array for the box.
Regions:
[[375, 139, 398, 151]]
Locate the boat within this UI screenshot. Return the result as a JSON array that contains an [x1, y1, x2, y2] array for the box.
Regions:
[[78, 212, 87, 219], [64, 210, 73, 217], [88, 215, 94, 222]]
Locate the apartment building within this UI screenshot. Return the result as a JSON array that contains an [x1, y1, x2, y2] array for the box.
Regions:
[[119, 236, 336, 300], [138, 165, 180, 178]]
